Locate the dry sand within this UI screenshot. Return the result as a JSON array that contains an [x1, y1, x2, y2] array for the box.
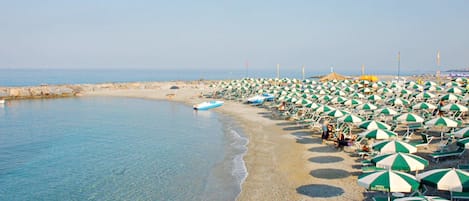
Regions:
[[85, 81, 365, 201]]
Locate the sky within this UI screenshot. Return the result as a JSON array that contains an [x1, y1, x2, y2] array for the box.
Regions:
[[0, 0, 468, 74]]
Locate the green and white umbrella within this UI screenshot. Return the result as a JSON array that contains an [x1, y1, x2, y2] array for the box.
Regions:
[[440, 94, 462, 101], [350, 92, 365, 99], [417, 168, 469, 192], [330, 96, 348, 104], [359, 120, 391, 130], [456, 137, 469, 148], [343, 99, 362, 106], [371, 153, 429, 172], [314, 105, 336, 113], [338, 114, 365, 123], [372, 140, 417, 154], [400, 89, 412, 95], [377, 107, 398, 116], [305, 102, 321, 109], [425, 116, 461, 128], [412, 102, 437, 110], [440, 103, 468, 112], [356, 103, 378, 111], [414, 92, 437, 99], [394, 113, 424, 123], [295, 98, 312, 105], [367, 94, 383, 102], [358, 170, 420, 192], [326, 109, 349, 118], [359, 129, 398, 140], [454, 127, 469, 138], [446, 86, 466, 94], [394, 196, 449, 201], [377, 87, 394, 95], [386, 98, 410, 106]]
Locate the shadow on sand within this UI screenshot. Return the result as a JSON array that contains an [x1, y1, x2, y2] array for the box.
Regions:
[[308, 156, 344, 164], [296, 184, 344, 198], [310, 168, 350, 179], [308, 146, 339, 153]]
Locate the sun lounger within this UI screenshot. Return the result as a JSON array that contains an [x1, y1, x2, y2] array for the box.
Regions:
[[430, 147, 465, 163], [410, 133, 433, 149], [451, 191, 469, 200]]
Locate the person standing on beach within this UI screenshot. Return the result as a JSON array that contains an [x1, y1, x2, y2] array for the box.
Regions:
[[321, 121, 329, 144]]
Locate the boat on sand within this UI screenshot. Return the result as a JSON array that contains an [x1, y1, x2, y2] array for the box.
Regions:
[[193, 100, 224, 110]]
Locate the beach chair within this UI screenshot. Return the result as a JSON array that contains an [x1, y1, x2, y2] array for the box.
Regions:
[[451, 191, 469, 200], [410, 133, 433, 149], [429, 147, 465, 163]]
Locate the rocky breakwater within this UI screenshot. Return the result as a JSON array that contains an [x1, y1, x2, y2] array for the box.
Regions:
[[0, 84, 84, 100], [0, 81, 208, 100]]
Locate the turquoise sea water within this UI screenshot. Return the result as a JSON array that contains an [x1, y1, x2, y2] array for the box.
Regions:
[[0, 97, 248, 201]]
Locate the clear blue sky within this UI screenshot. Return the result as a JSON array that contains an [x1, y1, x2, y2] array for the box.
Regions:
[[1, 0, 468, 74]]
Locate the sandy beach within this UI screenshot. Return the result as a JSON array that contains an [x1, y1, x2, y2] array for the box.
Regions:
[[85, 81, 366, 201]]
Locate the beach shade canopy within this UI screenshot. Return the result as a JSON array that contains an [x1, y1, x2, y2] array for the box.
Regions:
[[440, 94, 462, 101], [377, 87, 394, 95], [454, 127, 469, 138], [417, 168, 469, 192], [371, 153, 429, 172], [295, 98, 312, 105], [359, 129, 398, 140], [386, 98, 410, 106], [319, 72, 347, 82], [425, 116, 461, 128], [359, 120, 392, 130], [456, 137, 469, 148], [414, 92, 437, 99], [400, 89, 412, 95], [372, 140, 417, 154], [412, 102, 437, 110], [446, 86, 466, 94], [394, 196, 449, 201], [338, 114, 365, 123], [330, 96, 348, 104], [343, 99, 363, 106], [394, 113, 425, 123], [305, 103, 321, 109], [377, 107, 399, 116], [440, 103, 468, 112], [367, 94, 383, 102], [356, 103, 378, 111], [326, 109, 349, 118], [314, 105, 336, 114], [350, 92, 365, 99], [358, 170, 420, 192]]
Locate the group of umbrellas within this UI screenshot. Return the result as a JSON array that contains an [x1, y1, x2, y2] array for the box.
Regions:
[[211, 77, 469, 200]]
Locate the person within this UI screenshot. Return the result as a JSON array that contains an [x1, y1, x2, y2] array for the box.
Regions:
[[434, 100, 444, 116], [322, 123, 333, 144], [335, 132, 349, 151], [278, 101, 286, 111]]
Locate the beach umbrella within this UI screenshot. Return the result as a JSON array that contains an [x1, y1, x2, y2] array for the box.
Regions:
[[356, 103, 378, 111], [414, 92, 437, 99], [358, 170, 420, 193], [371, 153, 429, 172], [367, 95, 383, 102], [440, 103, 468, 112], [425, 116, 461, 128], [295, 98, 312, 105], [372, 140, 417, 154], [360, 87, 373, 93], [440, 93, 462, 101], [319, 95, 333, 102], [424, 85, 444, 92], [377, 107, 399, 116], [412, 102, 437, 110], [359, 120, 392, 130], [343, 86, 355, 92], [338, 114, 365, 123], [377, 88, 394, 95], [399, 89, 412, 95], [332, 90, 347, 96], [446, 86, 466, 94], [314, 105, 336, 114], [330, 96, 348, 104], [394, 113, 424, 123], [394, 196, 449, 201], [386, 98, 410, 106], [326, 109, 349, 118], [454, 127, 469, 138], [305, 102, 321, 109], [417, 168, 469, 192], [350, 92, 365, 99], [456, 137, 469, 148], [359, 129, 398, 140], [343, 99, 363, 106]]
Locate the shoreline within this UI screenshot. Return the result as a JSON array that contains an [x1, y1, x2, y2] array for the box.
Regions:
[[83, 81, 365, 200]]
